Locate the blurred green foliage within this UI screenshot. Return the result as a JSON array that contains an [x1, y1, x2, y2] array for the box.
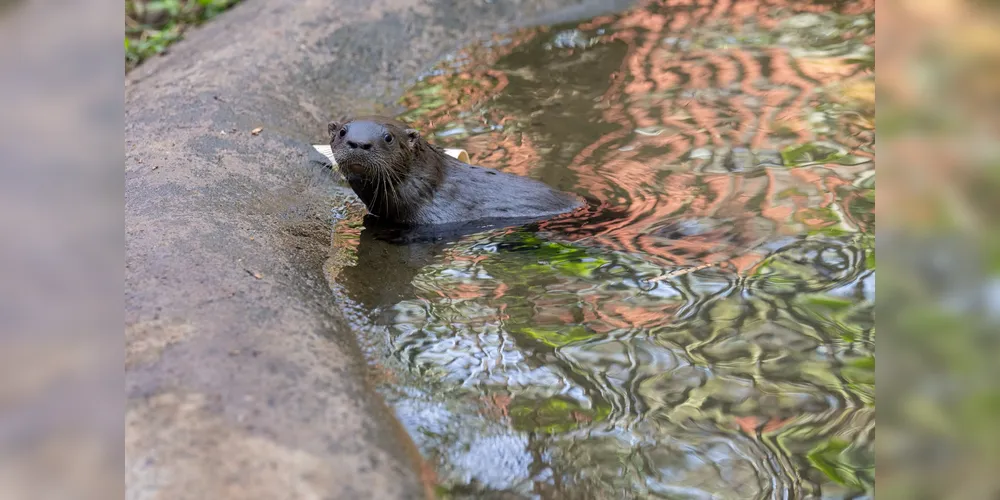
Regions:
[[125, 0, 242, 71], [878, 0, 1000, 495]]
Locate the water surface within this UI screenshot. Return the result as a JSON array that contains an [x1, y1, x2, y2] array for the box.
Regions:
[[327, 1, 874, 498]]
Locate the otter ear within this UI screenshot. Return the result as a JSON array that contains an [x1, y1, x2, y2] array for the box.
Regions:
[[327, 121, 339, 140], [405, 128, 420, 145]]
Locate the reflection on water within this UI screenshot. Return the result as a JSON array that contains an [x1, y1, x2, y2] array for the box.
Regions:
[[327, 0, 874, 498]]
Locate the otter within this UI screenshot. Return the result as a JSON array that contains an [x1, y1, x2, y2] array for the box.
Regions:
[[328, 116, 583, 227]]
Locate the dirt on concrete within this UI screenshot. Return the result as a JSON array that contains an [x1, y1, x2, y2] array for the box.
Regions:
[[124, 0, 633, 498]]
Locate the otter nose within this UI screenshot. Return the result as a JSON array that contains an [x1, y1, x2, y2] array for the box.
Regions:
[[346, 140, 373, 150]]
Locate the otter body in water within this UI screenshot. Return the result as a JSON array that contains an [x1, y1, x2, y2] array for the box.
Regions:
[[328, 116, 582, 226]]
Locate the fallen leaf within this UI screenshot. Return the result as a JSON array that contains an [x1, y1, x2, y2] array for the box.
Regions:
[[251, 127, 263, 136]]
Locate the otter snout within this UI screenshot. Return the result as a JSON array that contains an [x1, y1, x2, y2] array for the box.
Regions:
[[332, 149, 368, 174], [345, 140, 372, 151]]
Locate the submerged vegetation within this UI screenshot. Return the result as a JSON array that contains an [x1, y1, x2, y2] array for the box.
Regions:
[[337, 1, 877, 497], [125, 0, 241, 71]]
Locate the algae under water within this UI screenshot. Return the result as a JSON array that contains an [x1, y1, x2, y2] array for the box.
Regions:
[[327, 0, 874, 498]]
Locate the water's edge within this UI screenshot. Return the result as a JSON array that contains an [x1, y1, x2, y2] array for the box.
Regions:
[[124, 0, 637, 498]]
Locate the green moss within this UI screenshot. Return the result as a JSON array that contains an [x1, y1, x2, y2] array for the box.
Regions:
[[509, 396, 612, 434], [807, 438, 873, 489], [514, 325, 596, 348], [490, 233, 610, 280], [780, 142, 858, 167], [843, 356, 875, 405], [804, 295, 855, 313]]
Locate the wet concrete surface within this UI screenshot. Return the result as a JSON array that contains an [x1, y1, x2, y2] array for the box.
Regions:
[[124, 0, 636, 497]]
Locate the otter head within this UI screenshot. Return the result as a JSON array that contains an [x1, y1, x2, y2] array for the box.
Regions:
[[327, 116, 428, 219], [327, 117, 421, 178]]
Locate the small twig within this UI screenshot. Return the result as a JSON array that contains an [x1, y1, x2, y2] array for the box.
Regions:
[[645, 262, 718, 283], [787, 159, 873, 169]]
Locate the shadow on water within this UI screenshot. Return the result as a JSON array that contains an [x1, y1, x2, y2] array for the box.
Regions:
[[327, 0, 875, 498]]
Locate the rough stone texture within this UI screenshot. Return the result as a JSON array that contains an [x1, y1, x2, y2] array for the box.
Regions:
[[125, 0, 634, 498]]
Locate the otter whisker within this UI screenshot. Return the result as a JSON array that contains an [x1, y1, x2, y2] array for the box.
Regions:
[[378, 162, 395, 217], [372, 162, 386, 213], [379, 167, 390, 215], [374, 165, 386, 214], [379, 159, 403, 214], [386, 169, 401, 201], [368, 162, 383, 215]]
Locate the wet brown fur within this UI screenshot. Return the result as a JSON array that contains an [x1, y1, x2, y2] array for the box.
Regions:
[[328, 116, 582, 226]]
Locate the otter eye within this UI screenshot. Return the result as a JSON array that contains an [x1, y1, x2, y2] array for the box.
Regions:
[[383, 133, 393, 143], [339, 127, 347, 137]]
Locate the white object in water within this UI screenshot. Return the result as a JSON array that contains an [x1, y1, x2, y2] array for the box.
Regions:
[[312, 145, 470, 165]]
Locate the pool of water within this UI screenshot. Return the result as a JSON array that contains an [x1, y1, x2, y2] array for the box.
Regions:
[[326, 0, 874, 498]]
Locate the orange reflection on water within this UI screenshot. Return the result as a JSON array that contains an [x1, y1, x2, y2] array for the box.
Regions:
[[376, 2, 876, 495], [400, 0, 874, 274]]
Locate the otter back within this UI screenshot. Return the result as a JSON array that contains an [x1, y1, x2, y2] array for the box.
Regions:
[[414, 157, 583, 225]]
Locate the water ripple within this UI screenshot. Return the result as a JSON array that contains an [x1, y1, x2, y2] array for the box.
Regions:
[[330, 0, 875, 498]]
